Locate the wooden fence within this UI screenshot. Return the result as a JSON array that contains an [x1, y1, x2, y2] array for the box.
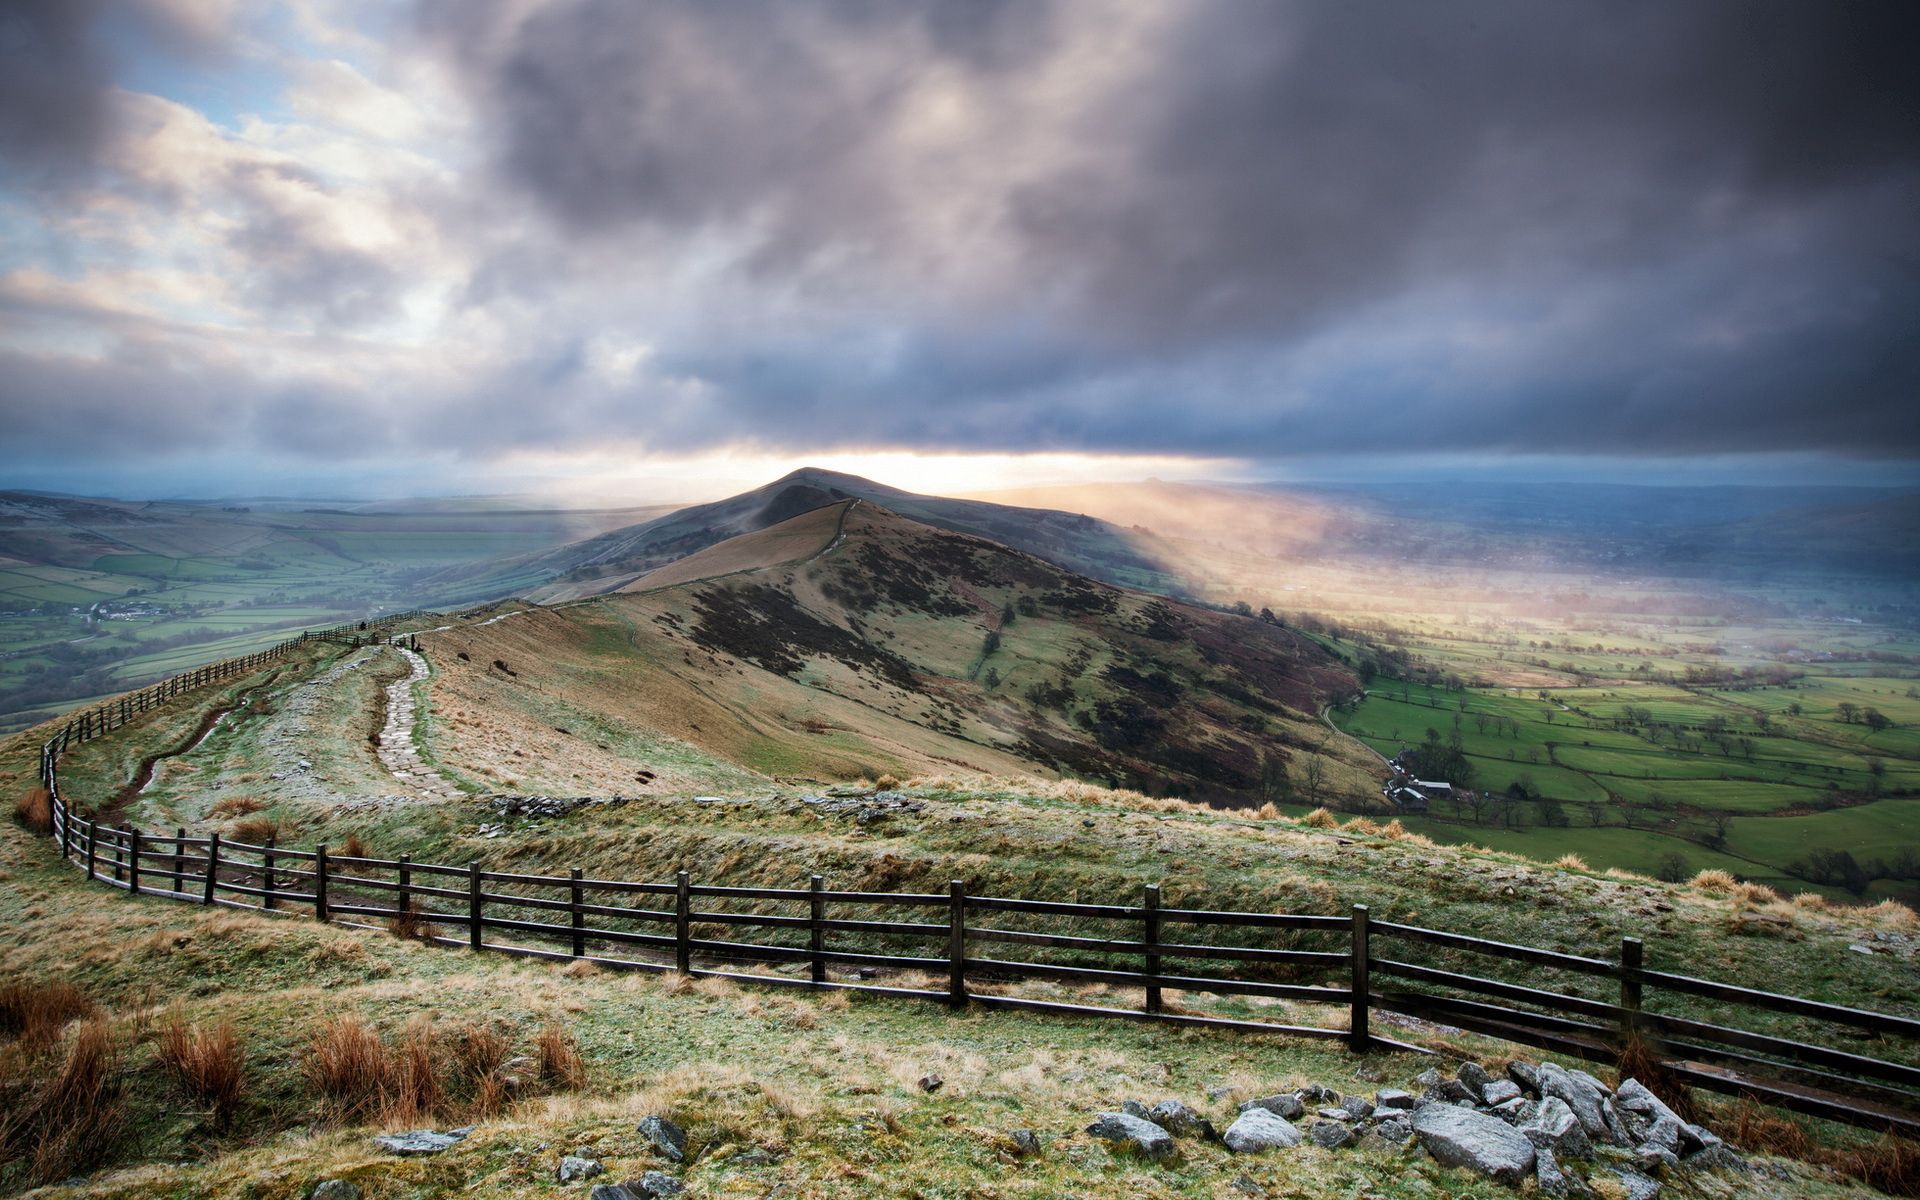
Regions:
[[29, 614, 1920, 1140]]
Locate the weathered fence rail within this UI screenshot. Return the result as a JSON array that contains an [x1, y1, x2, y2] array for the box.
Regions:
[[28, 613, 1920, 1140]]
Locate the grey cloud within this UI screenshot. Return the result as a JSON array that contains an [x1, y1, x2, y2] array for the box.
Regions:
[[413, 0, 1920, 460]]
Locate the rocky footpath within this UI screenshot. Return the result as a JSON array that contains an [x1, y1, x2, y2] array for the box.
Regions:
[[1081, 1056, 1751, 1197], [374, 646, 458, 798]]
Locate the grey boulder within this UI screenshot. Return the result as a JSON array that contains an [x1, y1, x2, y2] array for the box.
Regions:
[[558, 1155, 604, 1182], [637, 1115, 688, 1163], [1238, 1092, 1305, 1119], [1411, 1102, 1538, 1185], [308, 1183, 360, 1200], [1482, 1079, 1523, 1107], [1223, 1108, 1305, 1153], [591, 1174, 685, 1200], [372, 1127, 473, 1156], [1611, 1167, 1662, 1200], [1309, 1120, 1356, 1149], [1538, 1064, 1611, 1142], [1148, 1099, 1217, 1140], [1086, 1112, 1176, 1160]]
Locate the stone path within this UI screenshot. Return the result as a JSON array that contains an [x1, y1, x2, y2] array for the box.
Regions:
[[376, 646, 459, 797]]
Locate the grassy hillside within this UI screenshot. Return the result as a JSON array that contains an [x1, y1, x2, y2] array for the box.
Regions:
[[418, 501, 1371, 803], [5, 650, 1916, 1198]]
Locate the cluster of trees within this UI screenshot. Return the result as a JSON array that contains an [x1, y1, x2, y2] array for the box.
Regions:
[[1786, 847, 1920, 896], [1834, 702, 1895, 731]]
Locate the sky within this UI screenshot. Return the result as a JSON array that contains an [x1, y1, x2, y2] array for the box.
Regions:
[[1, 0, 1916, 502]]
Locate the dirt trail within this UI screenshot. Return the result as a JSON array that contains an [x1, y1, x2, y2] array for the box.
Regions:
[[374, 646, 457, 796]]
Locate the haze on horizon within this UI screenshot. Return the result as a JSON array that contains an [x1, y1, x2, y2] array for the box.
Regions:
[[2, 1, 1917, 501]]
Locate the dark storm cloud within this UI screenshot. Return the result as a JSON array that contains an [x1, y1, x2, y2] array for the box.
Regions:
[[418, 0, 1920, 459]]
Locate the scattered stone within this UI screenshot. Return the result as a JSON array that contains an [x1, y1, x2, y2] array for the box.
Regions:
[[918, 1073, 944, 1093], [1148, 1099, 1217, 1140], [1520, 1096, 1590, 1157], [557, 1155, 603, 1183], [1230, 1173, 1266, 1196], [1643, 1114, 1684, 1154], [637, 1115, 687, 1163], [1086, 1112, 1176, 1160], [488, 794, 632, 821], [1121, 1099, 1153, 1120], [1373, 1117, 1413, 1144], [1685, 1143, 1747, 1173], [1611, 1167, 1661, 1200], [1411, 1103, 1537, 1185], [1338, 1095, 1374, 1121], [1507, 1061, 1541, 1095], [1538, 1063, 1611, 1143], [1223, 1108, 1304, 1153], [308, 1182, 360, 1200], [1009, 1129, 1042, 1158], [1534, 1146, 1590, 1198], [373, 1127, 472, 1156], [1613, 1079, 1682, 1128], [1413, 1068, 1447, 1090], [594, 1173, 685, 1200], [1299, 1083, 1340, 1103], [1636, 1145, 1681, 1172], [1375, 1087, 1416, 1110], [1482, 1079, 1523, 1107], [1238, 1093, 1305, 1119], [1310, 1120, 1357, 1149], [1458, 1061, 1493, 1098]]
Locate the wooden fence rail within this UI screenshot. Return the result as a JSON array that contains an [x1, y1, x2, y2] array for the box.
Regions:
[[28, 612, 1920, 1140]]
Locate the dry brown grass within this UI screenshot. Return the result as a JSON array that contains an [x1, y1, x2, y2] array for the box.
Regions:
[[156, 1017, 245, 1128], [1553, 853, 1591, 871], [0, 978, 98, 1047], [388, 1018, 445, 1126], [205, 796, 267, 820], [302, 1016, 390, 1123], [227, 816, 281, 846], [338, 832, 370, 860], [535, 1023, 586, 1090], [1299, 807, 1338, 829], [13, 786, 51, 834], [1730, 1099, 1920, 1197], [1687, 868, 1738, 892], [0, 1018, 125, 1187], [386, 897, 438, 942], [452, 1019, 514, 1115]]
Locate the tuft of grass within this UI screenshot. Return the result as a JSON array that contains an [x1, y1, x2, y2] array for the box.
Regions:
[[0, 978, 98, 1047], [156, 1016, 245, 1128], [1688, 868, 1737, 892], [338, 832, 371, 860], [13, 786, 51, 834], [388, 1017, 445, 1127], [1730, 1100, 1920, 1197], [227, 816, 281, 846], [206, 796, 267, 820], [302, 1016, 390, 1124], [386, 896, 438, 941], [1299, 807, 1338, 829], [452, 1019, 514, 1116], [535, 1023, 586, 1090], [1553, 853, 1591, 871], [0, 1017, 125, 1187]]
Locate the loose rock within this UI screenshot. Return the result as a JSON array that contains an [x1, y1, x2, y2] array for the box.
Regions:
[[1223, 1107, 1305, 1153], [1411, 1103, 1537, 1185], [637, 1115, 687, 1163], [308, 1183, 360, 1200], [1238, 1092, 1305, 1119], [372, 1127, 472, 1156], [1148, 1099, 1217, 1140], [558, 1155, 604, 1183], [1086, 1112, 1176, 1160]]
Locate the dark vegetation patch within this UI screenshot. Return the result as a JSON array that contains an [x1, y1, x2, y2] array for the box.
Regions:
[[1040, 579, 1117, 616], [689, 583, 920, 693]]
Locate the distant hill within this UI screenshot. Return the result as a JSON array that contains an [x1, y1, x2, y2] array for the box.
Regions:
[[426, 500, 1371, 800], [429, 468, 1183, 603]]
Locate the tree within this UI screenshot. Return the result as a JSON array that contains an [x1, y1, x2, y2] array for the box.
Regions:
[[1863, 707, 1891, 732], [1837, 701, 1859, 724], [1259, 751, 1293, 804], [1301, 754, 1329, 807], [1655, 852, 1690, 883]]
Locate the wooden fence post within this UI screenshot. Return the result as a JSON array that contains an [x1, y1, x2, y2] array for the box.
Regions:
[[315, 844, 330, 922], [60, 797, 72, 861], [86, 821, 97, 881], [948, 880, 967, 1009], [1350, 903, 1371, 1052], [570, 867, 585, 957], [469, 862, 483, 950], [1143, 883, 1162, 1015], [263, 838, 277, 910], [203, 833, 220, 905], [1620, 936, 1644, 1043], [127, 826, 141, 895], [398, 855, 412, 928], [809, 874, 826, 985], [675, 870, 692, 975], [173, 827, 187, 894]]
